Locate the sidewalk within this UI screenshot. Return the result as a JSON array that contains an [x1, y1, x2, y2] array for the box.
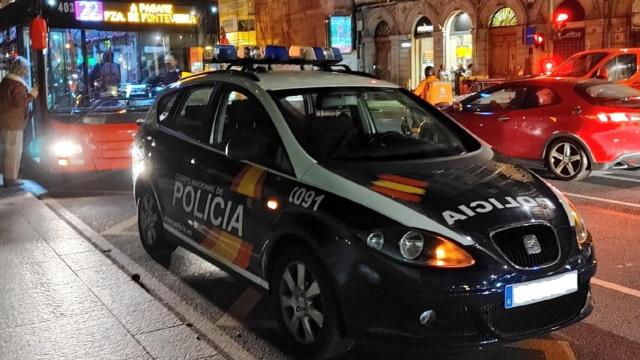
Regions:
[[0, 184, 221, 360]]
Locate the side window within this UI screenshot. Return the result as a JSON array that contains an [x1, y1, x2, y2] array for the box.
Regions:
[[523, 88, 560, 108], [466, 87, 529, 112], [157, 92, 178, 123], [602, 54, 638, 81], [165, 86, 215, 142], [214, 87, 292, 173]]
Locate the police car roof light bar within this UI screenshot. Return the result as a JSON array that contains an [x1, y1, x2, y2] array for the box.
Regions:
[[206, 44, 345, 70]]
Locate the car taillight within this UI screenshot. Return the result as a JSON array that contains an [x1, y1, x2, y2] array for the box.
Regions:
[[591, 112, 640, 122]]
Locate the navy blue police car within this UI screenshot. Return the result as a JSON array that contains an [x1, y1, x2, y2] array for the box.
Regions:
[[132, 46, 596, 359]]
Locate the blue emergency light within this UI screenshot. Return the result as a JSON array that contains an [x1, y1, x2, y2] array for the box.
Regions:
[[264, 45, 290, 60]]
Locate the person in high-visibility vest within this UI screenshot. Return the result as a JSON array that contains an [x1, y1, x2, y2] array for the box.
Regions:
[[413, 66, 438, 102]]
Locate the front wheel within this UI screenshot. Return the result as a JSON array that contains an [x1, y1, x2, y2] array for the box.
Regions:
[[271, 246, 352, 359], [546, 139, 591, 181], [137, 190, 176, 265]]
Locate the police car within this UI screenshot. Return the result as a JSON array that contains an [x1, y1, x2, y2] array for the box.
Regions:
[[132, 45, 596, 359]]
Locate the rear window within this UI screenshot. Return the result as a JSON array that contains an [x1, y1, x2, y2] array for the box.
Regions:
[[574, 81, 640, 106]]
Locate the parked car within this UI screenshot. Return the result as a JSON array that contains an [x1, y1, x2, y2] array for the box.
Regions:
[[552, 48, 640, 89], [449, 78, 640, 180]]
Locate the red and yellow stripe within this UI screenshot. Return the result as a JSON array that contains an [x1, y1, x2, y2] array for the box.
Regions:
[[370, 173, 428, 203], [231, 166, 267, 199], [202, 228, 254, 269]]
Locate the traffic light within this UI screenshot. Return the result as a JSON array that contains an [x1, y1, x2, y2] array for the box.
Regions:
[[533, 33, 545, 50], [554, 10, 570, 30]]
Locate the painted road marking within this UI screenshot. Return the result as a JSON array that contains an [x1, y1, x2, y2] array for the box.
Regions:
[[565, 193, 640, 209], [508, 339, 576, 360], [101, 215, 138, 236], [592, 278, 640, 299], [592, 173, 640, 184], [44, 197, 259, 360], [216, 287, 263, 327]]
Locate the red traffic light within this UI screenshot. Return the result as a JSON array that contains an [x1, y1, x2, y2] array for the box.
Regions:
[[533, 33, 545, 44], [556, 12, 569, 23], [543, 60, 555, 74]]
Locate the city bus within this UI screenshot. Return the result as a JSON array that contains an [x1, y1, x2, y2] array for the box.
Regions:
[[0, 0, 215, 173]]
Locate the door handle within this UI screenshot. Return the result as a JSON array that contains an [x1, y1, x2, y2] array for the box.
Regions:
[[497, 115, 511, 122]]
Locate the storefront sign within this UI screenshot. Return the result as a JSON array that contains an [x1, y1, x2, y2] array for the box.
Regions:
[[72, 1, 197, 25], [329, 15, 353, 54], [524, 26, 536, 45], [414, 17, 434, 38], [553, 28, 584, 41]]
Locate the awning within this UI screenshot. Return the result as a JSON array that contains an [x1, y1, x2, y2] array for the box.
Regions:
[[0, 0, 39, 30]]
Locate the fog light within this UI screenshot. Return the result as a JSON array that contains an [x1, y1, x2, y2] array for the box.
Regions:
[[366, 232, 384, 250], [419, 310, 436, 326], [57, 158, 69, 167]]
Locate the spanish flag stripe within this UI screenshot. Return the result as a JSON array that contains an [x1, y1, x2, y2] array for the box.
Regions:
[[235, 167, 266, 198], [252, 171, 267, 200], [233, 241, 254, 269], [378, 174, 428, 188], [370, 185, 423, 203], [372, 180, 426, 195], [201, 228, 221, 249], [231, 166, 250, 192], [211, 231, 243, 263]]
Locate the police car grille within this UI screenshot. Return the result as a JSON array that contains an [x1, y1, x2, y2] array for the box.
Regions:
[[491, 224, 560, 268], [482, 286, 587, 338]]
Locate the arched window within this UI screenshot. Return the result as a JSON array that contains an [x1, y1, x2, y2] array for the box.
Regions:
[[375, 21, 392, 38], [452, 12, 472, 33], [490, 7, 518, 27], [414, 17, 434, 38]]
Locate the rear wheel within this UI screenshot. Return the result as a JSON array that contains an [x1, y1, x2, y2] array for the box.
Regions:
[[546, 139, 591, 181], [271, 245, 352, 359], [137, 190, 176, 265]]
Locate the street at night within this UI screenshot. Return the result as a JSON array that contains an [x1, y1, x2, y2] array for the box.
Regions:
[[11, 167, 636, 360]]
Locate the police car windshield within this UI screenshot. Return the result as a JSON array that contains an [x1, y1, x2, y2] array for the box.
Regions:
[[273, 87, 476, 161]]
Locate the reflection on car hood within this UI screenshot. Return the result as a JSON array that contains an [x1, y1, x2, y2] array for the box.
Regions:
[[323, 154, 569, 243]]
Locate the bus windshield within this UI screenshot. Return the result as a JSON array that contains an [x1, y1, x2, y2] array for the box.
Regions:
[[47, 28, 198, 118]]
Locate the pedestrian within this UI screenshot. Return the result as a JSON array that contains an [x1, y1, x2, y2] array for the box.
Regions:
[[454, 63, 466, 95], [89, 50, 120, 93], [438, 64, 448, 81], [413, 66, 438, 103], [0, 56, 38, 187]]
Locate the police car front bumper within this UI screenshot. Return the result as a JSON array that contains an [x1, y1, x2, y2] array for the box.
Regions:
[[323, 241, 596, 349]]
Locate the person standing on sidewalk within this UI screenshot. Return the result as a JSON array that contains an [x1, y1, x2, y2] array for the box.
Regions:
[[0, 56, 38, 187]]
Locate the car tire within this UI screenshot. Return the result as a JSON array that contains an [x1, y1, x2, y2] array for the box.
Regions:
[[271, 244, 353, 360], [137, 189, 176, 266], [545, 138, 591, 181]]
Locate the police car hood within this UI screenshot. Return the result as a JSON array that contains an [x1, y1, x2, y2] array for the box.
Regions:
[[316, 155, 570, 244]]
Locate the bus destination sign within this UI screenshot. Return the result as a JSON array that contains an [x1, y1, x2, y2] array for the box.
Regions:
[[73, 1, 197, 25]]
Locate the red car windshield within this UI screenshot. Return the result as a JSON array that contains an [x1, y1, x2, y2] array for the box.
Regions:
[[553, 52, 608, 77]]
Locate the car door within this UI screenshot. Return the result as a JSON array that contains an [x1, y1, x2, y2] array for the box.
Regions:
[[187, 83, 295, 279], [150, 84, 217, 240], [510, 87, 565, 160], [455, 86, 529, 156], [597, 53, 640, 89]]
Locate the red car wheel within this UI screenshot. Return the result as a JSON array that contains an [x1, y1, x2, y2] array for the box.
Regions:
[[546, 139, 591, 181]]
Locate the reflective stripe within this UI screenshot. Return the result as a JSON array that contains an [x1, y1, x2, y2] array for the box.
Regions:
[[164, 224, 269, 288], [302, 165, 475, 246], [371, 179, 426, 195]]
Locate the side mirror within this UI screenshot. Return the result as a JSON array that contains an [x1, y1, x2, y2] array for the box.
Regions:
[[135, 118, 145, 126], [225, 134, 267, 162]]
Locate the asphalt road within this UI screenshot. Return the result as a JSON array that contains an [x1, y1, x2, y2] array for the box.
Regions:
[[29, 167, 640, 360]]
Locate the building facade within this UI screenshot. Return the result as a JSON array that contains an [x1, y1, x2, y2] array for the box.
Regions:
[[359, 0, 640, 88]]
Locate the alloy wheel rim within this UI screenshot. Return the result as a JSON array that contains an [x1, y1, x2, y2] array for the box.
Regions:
[[550, 142, 582, 177], [140, 194, 158, 247], [279, 261, 324, 345]]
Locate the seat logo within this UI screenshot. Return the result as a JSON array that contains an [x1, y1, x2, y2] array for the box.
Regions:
[[522, 234, 542, 255]]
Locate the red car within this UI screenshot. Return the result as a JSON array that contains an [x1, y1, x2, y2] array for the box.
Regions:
[[449, 78, 640, 180]]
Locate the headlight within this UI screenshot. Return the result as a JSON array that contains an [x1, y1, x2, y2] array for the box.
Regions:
[[399, 231, 424, 260], [361, 229, 475, 268], [569, 202, 591, 250], [52, 140, 83, 157]]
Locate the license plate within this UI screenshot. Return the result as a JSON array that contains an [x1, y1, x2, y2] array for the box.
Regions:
[[504, 271, 578, 309]]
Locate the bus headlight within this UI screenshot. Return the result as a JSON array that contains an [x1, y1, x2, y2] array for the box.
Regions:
[[52, 140, 83, 158]]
